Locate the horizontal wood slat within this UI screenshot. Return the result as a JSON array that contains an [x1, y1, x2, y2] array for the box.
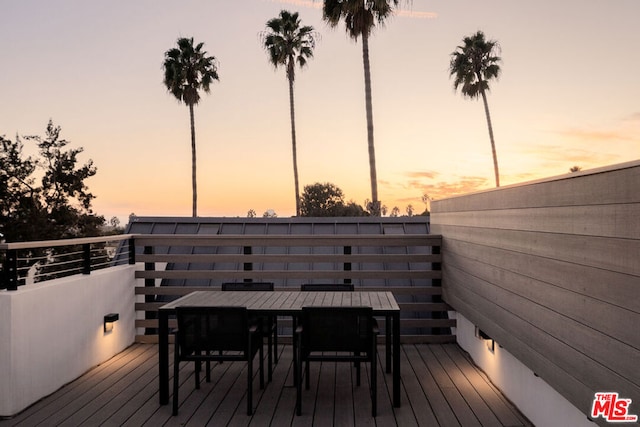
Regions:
[[136, 253, 441, 264], [132, 232, 450, 344], [134, 286, 444, 296], [431, 161, 640, 419], [135, 270, 442, 280]]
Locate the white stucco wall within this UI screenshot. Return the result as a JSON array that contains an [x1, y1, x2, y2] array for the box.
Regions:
[[0, 265, 136, 417], [454, 313, 597, 427]]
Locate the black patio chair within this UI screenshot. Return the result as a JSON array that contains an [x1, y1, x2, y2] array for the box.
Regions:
[[295, 306, 378, 417], [300, 283, 355, 291], [173, 306, 264, 416], [221, 282, 278, 378]]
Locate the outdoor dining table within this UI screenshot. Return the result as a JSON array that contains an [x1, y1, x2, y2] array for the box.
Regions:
[[157, 290, 402, 407]]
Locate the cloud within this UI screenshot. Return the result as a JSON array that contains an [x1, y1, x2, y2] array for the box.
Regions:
[[623, 112, 640, 123], [419, 177, 489, 200], [405, 171, 439, 180], [522, 144, 621, 165], [385, 171, 489, 201]]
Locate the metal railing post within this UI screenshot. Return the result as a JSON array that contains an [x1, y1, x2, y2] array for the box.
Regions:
[[128, 238, 136, 264], [4, 249, 19, 291], [82, 243, 91, 275]]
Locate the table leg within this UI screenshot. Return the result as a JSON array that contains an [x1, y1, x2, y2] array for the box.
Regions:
[[159, 310, 169, 405], [385, 315, 392, 373], [292, 315, 298, 387], [393, 312, 401, 407]]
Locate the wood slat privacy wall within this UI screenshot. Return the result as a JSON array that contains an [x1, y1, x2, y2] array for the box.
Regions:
[[132, 233, 452, 344], [430, 161, 640, 423]]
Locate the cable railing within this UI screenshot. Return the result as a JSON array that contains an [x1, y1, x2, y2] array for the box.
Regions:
[[0, 234, 136, 290]]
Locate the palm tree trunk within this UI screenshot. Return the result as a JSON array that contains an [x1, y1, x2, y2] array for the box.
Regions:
[[189, 103, 198, 216], [288, 75, 301, 216], [361, 31, 379, 215], [480, 89, 500, 187]]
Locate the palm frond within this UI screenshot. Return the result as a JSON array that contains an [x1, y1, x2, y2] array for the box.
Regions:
[[261, 10, 318, 82], [162, 37, 219, 106], [449, 30, 501, 99], [323, 0, 400, 40]]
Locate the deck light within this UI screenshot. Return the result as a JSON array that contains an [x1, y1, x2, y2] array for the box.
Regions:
[[104, 313, 119, 333], [475, 327, 495, 353]]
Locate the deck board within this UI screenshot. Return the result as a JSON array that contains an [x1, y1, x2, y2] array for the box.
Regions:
[[0, 343, 532, 427]]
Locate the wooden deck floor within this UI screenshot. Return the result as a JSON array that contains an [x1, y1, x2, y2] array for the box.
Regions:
[[1, 343, 532, 426]]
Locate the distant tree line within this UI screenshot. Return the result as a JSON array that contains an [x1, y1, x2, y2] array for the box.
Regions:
[[246, 182, 428, 218]]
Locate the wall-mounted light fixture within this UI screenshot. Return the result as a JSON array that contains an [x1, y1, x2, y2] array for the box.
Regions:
[[104, 313, 119, 333], [475, 326, 495, 353]]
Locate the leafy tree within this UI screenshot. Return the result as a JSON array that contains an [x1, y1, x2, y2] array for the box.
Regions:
[[163, 37, 219, 216], [0, 121, 104, 242], [262, 10, 317, 216], [341, 201, 368, 216], [421, 193, 432, 213], [263, 209, 278, 218], [300, 182, 367, 216], [450, 31, 502, 187], [322, 0, 401, 215], [405, 204, 414, 217], [109, 217, 120, 228], [300, 182, 344, 216]]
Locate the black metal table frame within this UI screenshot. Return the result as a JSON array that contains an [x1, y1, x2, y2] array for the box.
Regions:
[[158, 290, 401, 407]]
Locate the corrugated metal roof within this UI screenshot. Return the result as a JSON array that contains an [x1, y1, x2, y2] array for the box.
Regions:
[[126, 216, 430, 236], [125, 216, 431, 289]]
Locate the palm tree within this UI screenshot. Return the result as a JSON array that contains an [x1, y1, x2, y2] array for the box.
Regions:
[[449, 31, 502, 187], [322, 0, 400, 216], [262, 10, 317, 216], [163, 37, 219, 217]]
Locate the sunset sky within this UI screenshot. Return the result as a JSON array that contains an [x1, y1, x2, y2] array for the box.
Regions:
[[2, 0, 639, 221]]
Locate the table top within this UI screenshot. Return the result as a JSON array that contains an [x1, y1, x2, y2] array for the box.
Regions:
[[159, 290, 400, 314]]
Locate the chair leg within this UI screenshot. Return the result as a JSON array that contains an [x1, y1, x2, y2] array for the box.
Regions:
[[372, 340, 377, 417], [267, 328, 273, 382], [295, 344, 302, 415], [259, 341, 265, 389], [247, 355, 253, 416], [371, 359, 377, 417], [273, 317, 278, 364], [172, 349, 180, 416]]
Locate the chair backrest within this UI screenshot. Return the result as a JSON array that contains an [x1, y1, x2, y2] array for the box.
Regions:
[[300, 283, 354, 292], [176, 306, 249, 354], [300, 307, 374, 354], [221, 282, 274, 291]]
